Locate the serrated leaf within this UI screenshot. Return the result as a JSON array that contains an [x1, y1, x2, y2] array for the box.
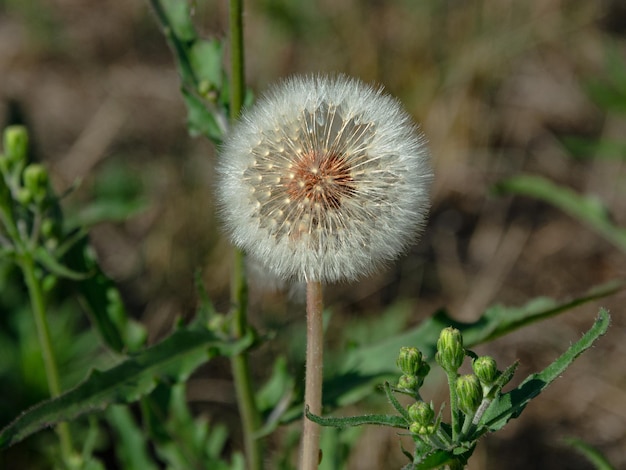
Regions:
[[327, 281, 621, 409], [0, 326, 253, 449], [306, 408, 407, 429], [480, 309, 610, 432], [494, 175, 626, 252]]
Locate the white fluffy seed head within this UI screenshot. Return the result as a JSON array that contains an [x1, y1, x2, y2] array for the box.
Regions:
[[217, 75, 433, 283]]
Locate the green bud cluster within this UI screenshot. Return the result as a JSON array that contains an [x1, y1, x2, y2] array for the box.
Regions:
[[396, 346, 430, 392], [408, 401, 435, 435], [435, 327, 465, 373]]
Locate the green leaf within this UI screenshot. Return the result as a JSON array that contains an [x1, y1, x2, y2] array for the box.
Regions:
[[0, 325, 253, 449], [189, 39, 224, 89], [335, 281, 621, 382], [181, 88, 226, 143], [306, 407, 408, 429], [412, 449, 466, 470], [106, 405, 159, 470], [480, 309, 610, 432], [69, 199, 147, 228], [494, 175, 626, 252], [256, 356, 295, 414], [563, 437, 616, 470], [34, 246, 90, 280], [561, 136, 626, 161], [66, 237, 146, 353], [160, 0, 196, 43]]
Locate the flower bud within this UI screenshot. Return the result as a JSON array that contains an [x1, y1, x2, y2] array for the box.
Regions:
[[41, 218, 57, 238], [435, 327, 465, 373], [397, 374, 418, 391], [23, 164, 48, 204], [408, 401, 435, 427], [3, 126, 28, 166], [397, 347, 423, 376], [16, 187, 32, 205], [409, 422, 433, 435], [456, 374, 482, 415], [472, 356, 498, 387]]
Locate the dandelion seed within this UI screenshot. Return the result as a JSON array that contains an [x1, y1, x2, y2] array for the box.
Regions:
[[218, 75, 433, 283]]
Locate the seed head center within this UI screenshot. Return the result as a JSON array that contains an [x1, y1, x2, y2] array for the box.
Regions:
[[287, 151, 355, 210]]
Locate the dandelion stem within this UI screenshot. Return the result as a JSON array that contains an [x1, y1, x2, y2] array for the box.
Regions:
[[227, 2, 263, 469], [301, 280, 324, 470], [20, 253, 74, 462]]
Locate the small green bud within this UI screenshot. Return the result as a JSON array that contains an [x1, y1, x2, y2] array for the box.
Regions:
[[435, 327, 465, 373], [42, 274, 58, 293], [456, 374, 482, 415], [409, 422, 435, 435], [16, 187, 32, 205], [23, 163, 48, 203], [472, 356, 498, 387], [41, 218, 56, 238], [397, 374, 418, 390], [408, 401, 435, 427], [397, 347, 423, 376], [3, 126, 29, 165]]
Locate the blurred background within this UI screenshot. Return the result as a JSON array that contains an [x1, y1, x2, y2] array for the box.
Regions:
[[1, 0, 625, 468]]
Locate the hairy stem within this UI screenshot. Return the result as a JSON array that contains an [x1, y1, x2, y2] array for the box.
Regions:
[[20, 254, 74, 462], [447, 371, 460, 441], [228, 1, 263, 469], [300, 281, 324, 470]]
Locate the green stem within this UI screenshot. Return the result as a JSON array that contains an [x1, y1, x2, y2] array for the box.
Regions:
[[446, 371, 460, 442], [300, 281, 324, 470], [227, 2, 263, 469], [20, 253, 74, 463], [460, 411, 475, 438], [229, 0, 245, 120], [230, 250, 263, 470]]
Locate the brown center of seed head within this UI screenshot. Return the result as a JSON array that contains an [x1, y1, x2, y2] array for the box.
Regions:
[[287, 150, 356, 210]]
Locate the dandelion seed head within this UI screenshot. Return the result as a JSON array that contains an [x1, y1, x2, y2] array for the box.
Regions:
[[218, 75, 433, 283]]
